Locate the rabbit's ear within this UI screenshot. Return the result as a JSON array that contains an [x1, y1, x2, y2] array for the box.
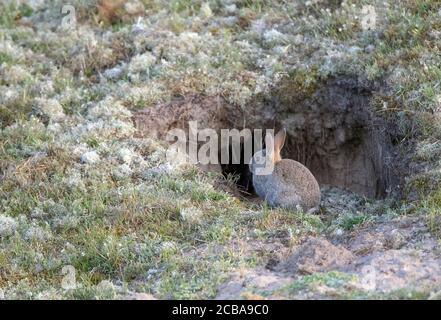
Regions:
[[273, 128, 286, 162]]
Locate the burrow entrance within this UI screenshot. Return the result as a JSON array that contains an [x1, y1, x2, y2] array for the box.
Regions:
[[221, 78, 404, 199], [134, 78, 406, 199]]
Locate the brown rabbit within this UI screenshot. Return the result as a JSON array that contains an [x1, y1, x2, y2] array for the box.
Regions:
[[249, 128, 321, 212]]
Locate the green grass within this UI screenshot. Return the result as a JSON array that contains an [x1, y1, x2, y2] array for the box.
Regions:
[[0, 52, 13, 64], [1, 0, 441, 299], [0, 118, 294, 298], [0, 1, 33, 28], [338, 214, 371, 231], [279, 271, 356, 295], [421, 187, 441, 237]]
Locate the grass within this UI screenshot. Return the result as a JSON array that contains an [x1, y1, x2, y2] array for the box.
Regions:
[[421, 188, 441, 237], [338, 214, 371, 231], [276, 271, 356, 297], [0, 1, 33, 28], [1, 0, 441, 299], [0, 117, 322, 298]]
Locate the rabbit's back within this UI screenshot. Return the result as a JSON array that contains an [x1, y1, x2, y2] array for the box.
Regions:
[[269, 159, 320, 210]]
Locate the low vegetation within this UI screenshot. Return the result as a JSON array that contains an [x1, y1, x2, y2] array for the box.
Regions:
[[1, 0, 441, 299]]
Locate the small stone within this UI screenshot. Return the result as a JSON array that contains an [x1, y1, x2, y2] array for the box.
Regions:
[[80, 151, 100, 164]]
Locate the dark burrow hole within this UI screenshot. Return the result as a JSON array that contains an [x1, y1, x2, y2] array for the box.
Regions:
[[220, 78, 405, 200], [220, 137, 256, 195]]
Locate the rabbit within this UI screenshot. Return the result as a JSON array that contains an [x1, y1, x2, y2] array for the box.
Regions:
[[249, 128, 321, 212]]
